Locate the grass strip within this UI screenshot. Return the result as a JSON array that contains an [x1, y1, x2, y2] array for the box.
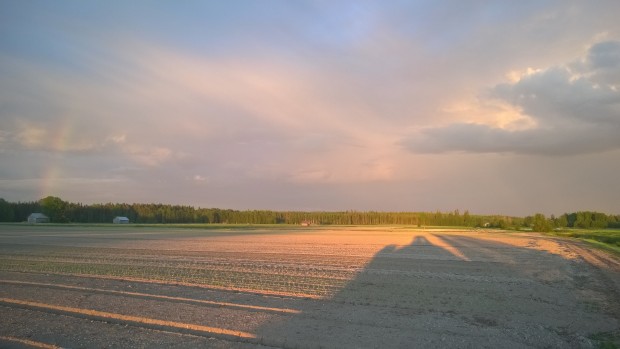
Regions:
[[589, 331, 620, 349], [581, 239, 620, 257], [546, 230, 620, 257]]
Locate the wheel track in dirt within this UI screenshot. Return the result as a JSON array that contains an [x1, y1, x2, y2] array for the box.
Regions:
[[0, 335, 61, 349], [0, 298, 289, 347], [0, 272, 548, 347], [0, 279, 301, 314], [550, 237, 620, 318]]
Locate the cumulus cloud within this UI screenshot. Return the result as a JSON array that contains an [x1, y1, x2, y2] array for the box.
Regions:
[[403, 40, 620, 156]]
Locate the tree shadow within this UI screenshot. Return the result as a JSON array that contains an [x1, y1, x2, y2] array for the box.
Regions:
[[253, 231, 620, 348]]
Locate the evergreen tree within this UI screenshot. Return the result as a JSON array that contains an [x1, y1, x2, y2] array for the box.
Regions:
[[0, 198, 15, 222]]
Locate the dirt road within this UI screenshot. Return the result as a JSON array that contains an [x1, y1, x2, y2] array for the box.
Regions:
[[0, 226, 618, 348]]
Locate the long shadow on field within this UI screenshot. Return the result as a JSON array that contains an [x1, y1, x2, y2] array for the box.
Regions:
[[253, 232, 620, 349]]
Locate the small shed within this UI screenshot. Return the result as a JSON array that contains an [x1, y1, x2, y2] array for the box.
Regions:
[[113, 216, 130, 224], [28, 213, 49, 224]]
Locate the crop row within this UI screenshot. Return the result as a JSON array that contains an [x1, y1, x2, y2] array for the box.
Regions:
[[0, 244, 373, 267], [0, 256, 353, 297]]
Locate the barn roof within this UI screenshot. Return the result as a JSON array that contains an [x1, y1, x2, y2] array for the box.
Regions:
[[29, 213, 48, 218]]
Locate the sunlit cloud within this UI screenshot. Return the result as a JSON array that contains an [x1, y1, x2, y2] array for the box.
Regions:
[[439, 99, 538, 131], [403, 40, 620, 156], [193, 175, 208, 182], [505, 67, 543, 84]]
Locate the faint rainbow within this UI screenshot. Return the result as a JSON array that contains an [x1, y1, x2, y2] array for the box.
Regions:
[[38, 117, 74, 199]]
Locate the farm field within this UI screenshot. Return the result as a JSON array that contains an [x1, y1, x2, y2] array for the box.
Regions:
[[1, 225, 619, 348]]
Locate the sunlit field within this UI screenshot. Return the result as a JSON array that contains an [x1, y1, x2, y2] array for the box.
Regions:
[[1, 225, 619, 348]]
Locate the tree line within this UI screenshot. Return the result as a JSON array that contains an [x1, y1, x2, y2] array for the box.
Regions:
[[0, 196, 618, 231]]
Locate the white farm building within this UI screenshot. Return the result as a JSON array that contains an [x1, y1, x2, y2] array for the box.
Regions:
[[28, 213, 50, 224], [113, 216, 130, 224]]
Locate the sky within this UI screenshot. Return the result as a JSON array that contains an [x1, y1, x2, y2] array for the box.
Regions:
[[1, 1, 619, 216]]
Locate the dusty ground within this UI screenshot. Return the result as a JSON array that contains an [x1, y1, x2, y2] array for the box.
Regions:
[[0, 225, 619, 348]]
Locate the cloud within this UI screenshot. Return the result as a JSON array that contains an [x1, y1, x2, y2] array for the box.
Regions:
[[403, 40, 620, 156], [124, 146, 173, 167], [586, 41, 620, 87], [2, 2, 620, 214], [0, 37, 409, 190], [15, 123, 47, 149], [192, 175, 207, 182]]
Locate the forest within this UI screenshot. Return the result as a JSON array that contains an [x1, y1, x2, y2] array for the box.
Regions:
[[0, 196, 618, 230]]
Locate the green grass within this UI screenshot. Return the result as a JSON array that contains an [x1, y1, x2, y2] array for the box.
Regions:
[[546, 229, 620, 257], [589, 331, 620, 349]]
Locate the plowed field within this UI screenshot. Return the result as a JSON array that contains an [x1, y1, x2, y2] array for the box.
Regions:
[[1, 225, 619, 348]]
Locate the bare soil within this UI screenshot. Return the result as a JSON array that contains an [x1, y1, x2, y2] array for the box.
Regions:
[[0, 225, 619, 348]]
